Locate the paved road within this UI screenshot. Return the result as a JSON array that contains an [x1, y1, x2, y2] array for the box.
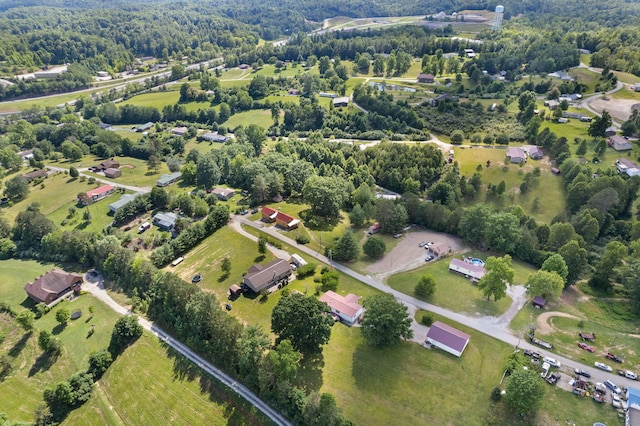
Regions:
[[233, 216, 640, 389], [46, 166, 151, 194], [83, 272, 291, 426]]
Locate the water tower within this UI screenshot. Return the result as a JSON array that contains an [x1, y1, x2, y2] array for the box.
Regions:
[[492, 5, 504, 31]]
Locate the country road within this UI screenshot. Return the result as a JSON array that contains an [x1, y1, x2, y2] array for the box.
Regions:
[[232, 215, 640, 389], [83, 271, 291, 426], [46, 165, 151, 194]]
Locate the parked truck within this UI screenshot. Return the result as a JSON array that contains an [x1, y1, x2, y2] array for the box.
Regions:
[[530, 335, 554, 350]]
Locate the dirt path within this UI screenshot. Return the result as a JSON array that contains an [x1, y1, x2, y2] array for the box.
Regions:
[[536, 311, 581, 335], [228, 217, 291, 260]]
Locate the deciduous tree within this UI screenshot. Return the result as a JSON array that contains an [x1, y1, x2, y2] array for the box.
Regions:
[[363, 236, 386, 258], [415, 274, 436, 299], [540, 253, 568, 285], [526, 270, 564, 300], [505, 368, 545, 415], [360, 294, 413, 346], [477, 255, 514, 302]]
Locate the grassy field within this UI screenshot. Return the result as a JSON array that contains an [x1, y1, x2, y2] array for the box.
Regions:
[[67, 333, 271, 426], [119, 91, 180, 110], [46, 190, 117, 234], [453, 146, 567, 223], [85, 157, 170, 188], [387, 257, 513, 317], [224, 109, 274, 130], [568, 68, 601, 93], [321, 313, 513, 425]]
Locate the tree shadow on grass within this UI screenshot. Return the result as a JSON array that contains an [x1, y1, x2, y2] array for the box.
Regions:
[[8, 332, 32, 358], [28, 350, 60, 377], [296, 353, 324, 392], [165, 344, 200, 383], [299, 209, 340, 231], [253, 255, 265, 263], [217, 273, 230, 283], [52, 323, 67, 335]]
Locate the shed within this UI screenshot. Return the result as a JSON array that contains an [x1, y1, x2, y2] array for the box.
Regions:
[[532, 296, 547, 309], [425, 321, 471, 357], [229, 284, 243, 299], [429, 242, 451, 257], [605, 126, 618, 137], [104, 168, 122, 178], [551, 167, 561, 175]]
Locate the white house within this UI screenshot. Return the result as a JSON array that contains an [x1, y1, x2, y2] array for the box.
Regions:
[[425, 321, 471, 357], [617, 158, 640, 177], [449, 258, 486, 282], [319, 291, 364, 325]]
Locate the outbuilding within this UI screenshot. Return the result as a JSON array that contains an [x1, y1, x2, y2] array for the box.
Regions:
[[425, 321, 471, 357], [532, 296, 547, 309]]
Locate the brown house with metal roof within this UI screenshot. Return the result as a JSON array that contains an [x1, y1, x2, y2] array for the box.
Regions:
[[242, 259, 291, 293], [24, 269, 83, 304], [22, 169, 48, 182]]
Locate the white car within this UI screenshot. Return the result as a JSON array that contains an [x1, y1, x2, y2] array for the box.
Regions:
[[613, 395, 622, 408], [543, 357, 561, 368], [595, 361, 613, 372]]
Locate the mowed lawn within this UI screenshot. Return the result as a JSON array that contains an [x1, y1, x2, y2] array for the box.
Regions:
[[387, 257, 512, 317], [321, 314, 513, 425], [453, 146, 567, 223], [67, 333, 271, 426], [84, 157, 170, 188], [225, 109, 274, 130], [119, 91, 180, 110]]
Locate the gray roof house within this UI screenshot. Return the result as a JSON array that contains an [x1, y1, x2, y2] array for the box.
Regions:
[[528, 146, 543, 160], [137, 122, 154, 132], [157, 172, 182, 187], [506, 147, 526, 164], [200, 132, 228, 143], [153, 212, 177, 231], [425, 321, 471, 357], [609, 135, 633, 151], [242, 259, 292, 293], [109, 194, 138, 213]]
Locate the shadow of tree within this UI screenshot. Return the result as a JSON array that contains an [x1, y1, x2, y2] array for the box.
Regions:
[[296, 353, 324, 392], [8, 332, 32, 358], [28, 350, 60, 377], [253, 255, 265, 263], [218, 273, 230, 283], [299, 209, 340, 231], [52, 323, 67, 335]]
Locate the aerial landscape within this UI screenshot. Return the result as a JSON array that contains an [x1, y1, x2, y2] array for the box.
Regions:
[[3, 0, 640, 425]]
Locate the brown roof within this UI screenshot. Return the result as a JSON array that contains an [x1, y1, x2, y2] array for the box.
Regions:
[[430, 242, 450, 256], [101, 159, 120, 169], [24, 269, 83, 304], [22, 169, 47, 180], [426, 321, 470, 353], [243, 259, 291, 292]]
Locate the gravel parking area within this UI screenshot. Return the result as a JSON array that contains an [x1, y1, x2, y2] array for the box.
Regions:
[[367, 230, 467, 279]]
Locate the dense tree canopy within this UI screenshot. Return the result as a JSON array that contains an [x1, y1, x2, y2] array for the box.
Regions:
[[360, 294, 413, 347]]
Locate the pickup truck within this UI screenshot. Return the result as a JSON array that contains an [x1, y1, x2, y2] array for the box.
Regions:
[[607, 352, 623, 363], [617, 370, 638, 380]]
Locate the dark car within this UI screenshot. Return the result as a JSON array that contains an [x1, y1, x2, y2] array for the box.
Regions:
[[225, 303, 232, 311], [425, 255, 435, 262], [607, 352, 623, 363], [574, 368, 591, 379], [192, 273, 202, 283], [251, 208, 259, 214]]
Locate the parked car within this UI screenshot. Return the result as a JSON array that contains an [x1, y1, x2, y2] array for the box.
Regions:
[[425, 255, 435, 262], [393, 233, 403, 238], [239, 209, 249, 215], [578, 342, 595, 352], [612, 394, 623, 408], [543, 357, 561, 368], [607, 352, 623, 363], [604, 379, 622, 395], [618, 370, 638, 380], [595, 362, 613, 372], [250, 208, 259, 214], [418, 241, 428, 247], [574, 368, 591, 378]]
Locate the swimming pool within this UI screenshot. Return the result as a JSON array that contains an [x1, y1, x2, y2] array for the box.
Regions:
[[470, 258, 485, 267]]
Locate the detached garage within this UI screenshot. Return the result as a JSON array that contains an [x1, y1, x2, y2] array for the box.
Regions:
[[425, 321, 471, 357]]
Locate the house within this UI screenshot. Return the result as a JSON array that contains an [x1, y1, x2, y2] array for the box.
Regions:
[[332, 97, 350, 108], [22, 169, 47, 182], [417, 73, 435, 84], [449, 258, 486, 282], [532, 296, 547, 309], [616, 158, 640, 177], [605, 126, 618, 137], [429, 242, 451, 258], [18, 150, 34, 161], [171, 126, 188, 136], [242, 259, 292, 293], [506, 147, 526, 164], [634, 83, 640, 93], [109, 193, 137, 213], [319, 92, 338, 98], [543, 100, 559, 110], [200, 132, 228, 143], [609, 135, 633, 151], [559, 93, 582, 102], [94, 159, 120, 172], [104, 168, 122, 179], [528, 147, 543, 160], [319, 291, 364, 325], [156, 172, 182, 187], [429, 93, 455, 106], [626, 387, 640, 426], [98, 123, 113, 131], [79, 185, 115, 205], [212, 187, 235, 201], [238, 64, 250, 70], [24, 269, 83, 305], [288, 89, 299, 96], [557, 117, 569, 124], [261, 207, 299, 230], [137, 122, 154, 132], [153, 212, 177, 231], [425, 321, 471, 357]]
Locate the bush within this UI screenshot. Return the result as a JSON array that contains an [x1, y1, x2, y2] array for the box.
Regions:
[[296, 263, 317, 278], [421, 312, 434, 326], [490, 386, 502, 402], [295, 234, 309, 244]]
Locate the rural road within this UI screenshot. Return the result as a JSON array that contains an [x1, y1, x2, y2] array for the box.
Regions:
[[83, 271, 291, 426], [46, 166, 151, 194], [232, 215, 640, 389]]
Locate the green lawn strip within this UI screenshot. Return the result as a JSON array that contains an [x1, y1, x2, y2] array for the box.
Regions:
[[47, 193, 118, 234], [224, 109, 274, 129], [84, 157, 170, 188], [71, 333, 272, 426], [387, 257, 512, 316], [119, 91, 180, 110], [321, 312, 512, 425]]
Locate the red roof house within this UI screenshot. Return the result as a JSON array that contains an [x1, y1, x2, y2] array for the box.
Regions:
[[425, 321, 471, 357], [79, 184, 115, 205], [261, 207, 299, 230], [319, 291, 364, 325]]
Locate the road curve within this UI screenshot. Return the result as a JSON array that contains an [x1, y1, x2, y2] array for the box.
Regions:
[[83, 273, 291, 426], [233, 215, 640, 388]]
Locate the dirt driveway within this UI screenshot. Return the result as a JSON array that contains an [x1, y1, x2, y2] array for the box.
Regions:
[[589, 97, 639, 122], [367, 230, 467, 280]]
